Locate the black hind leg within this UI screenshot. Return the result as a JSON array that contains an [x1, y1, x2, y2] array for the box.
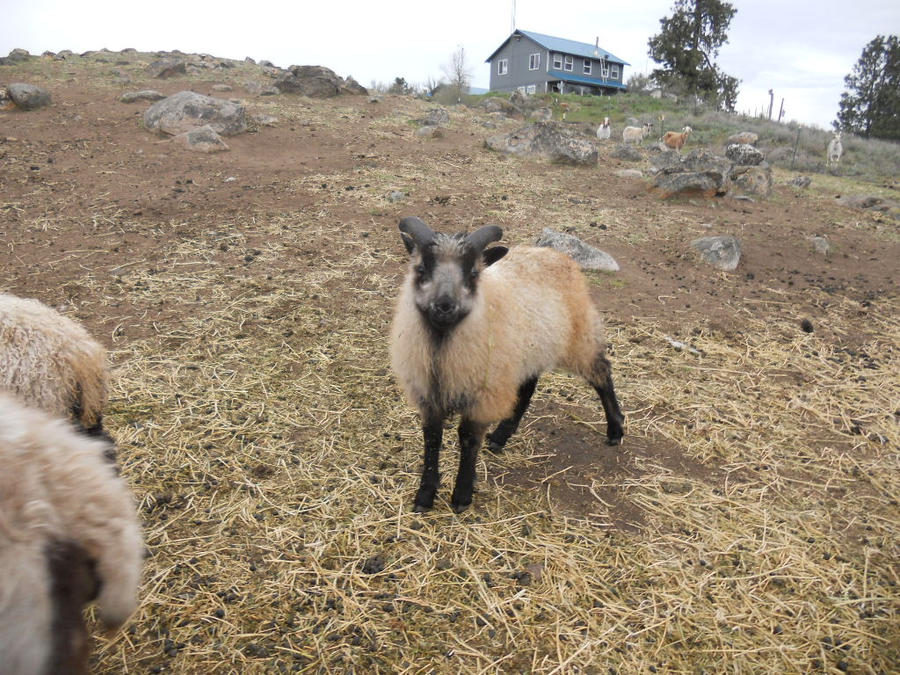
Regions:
[[486, 377, 538, 453], [590, 354, 624, 445]]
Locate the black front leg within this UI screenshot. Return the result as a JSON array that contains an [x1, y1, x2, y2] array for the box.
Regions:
[[593, 372, 624, 446], [451, 418, 487, 513], [486, 376, 539, 453], [414, 412, 444, 512]]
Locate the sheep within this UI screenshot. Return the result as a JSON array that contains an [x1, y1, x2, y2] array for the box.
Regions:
[[390, 217, 625, 513], [596, 117, 611, 140], [0, 293, 112, 442], [662, 125, 692, 151], [827, 131, 843, 168], [0, 393, 142, 675], [622, 122, 652, 144]]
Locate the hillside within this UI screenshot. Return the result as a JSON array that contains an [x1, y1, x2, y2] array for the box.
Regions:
[[1, 49, 898, 673]]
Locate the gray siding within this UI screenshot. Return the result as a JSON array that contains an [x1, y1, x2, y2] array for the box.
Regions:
[[488, 35, 625, 95]]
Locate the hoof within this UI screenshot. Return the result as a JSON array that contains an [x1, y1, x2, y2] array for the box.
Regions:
[[606, 436, 623, 447], [452, 502, 470, 514], [413, 502, 432, 513], [486, 440, 506, 454]]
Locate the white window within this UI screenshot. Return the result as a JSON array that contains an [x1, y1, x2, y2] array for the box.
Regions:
[[552, 53, 562, 69], [583, 59, 592, 75], [497, 59, 508, 76], [526, 84, 536, 94], [529, 53, 540, 70], [517, 86, 526, 94], [564, 55, 574, 72], [611, 64, 620, 79]]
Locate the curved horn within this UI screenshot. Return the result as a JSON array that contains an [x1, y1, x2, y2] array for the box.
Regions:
[[398, 217, 435, 248], [466, 225, 503, 252]]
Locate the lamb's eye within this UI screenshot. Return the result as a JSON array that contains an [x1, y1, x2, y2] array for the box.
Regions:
[[470, 268, 479, 279], [415, 264, 426, 276]]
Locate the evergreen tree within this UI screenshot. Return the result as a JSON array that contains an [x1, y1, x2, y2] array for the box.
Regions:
[[835, 35, 899, 140], [648, 0, 739, 110]]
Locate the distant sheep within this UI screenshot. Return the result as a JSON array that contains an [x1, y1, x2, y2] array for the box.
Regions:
[[0, 393, 142, 675], [596, 117, 611, 140], [0, 293, 111, 440], [390, 217, 624, 513], [622, 122, 652, 144], [662, 126, 692, 151], [827, 131, 843, 168]]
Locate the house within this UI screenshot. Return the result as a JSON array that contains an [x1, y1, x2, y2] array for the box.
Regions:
[[485, 29, 629, 96]]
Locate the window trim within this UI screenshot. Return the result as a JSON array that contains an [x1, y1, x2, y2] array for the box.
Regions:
[[497, 58, 508, 76], [528, 52, 540, 70], [552, 53, 563, 69], [564, 55, 574, 72], [526, 84, 536, 94], [583, 59, 592, 75], [610, 64, 620, 79]]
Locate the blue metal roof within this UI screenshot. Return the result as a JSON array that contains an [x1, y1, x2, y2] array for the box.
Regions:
[[547, 70, 627, 90], [486, 29, 630, 66]]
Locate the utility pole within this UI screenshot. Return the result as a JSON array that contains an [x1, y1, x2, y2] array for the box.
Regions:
[[778, 98, 785, 123], [767, 89, 774, 120]]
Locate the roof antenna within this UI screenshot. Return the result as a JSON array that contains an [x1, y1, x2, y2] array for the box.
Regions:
[[511, 0, 516, 32]]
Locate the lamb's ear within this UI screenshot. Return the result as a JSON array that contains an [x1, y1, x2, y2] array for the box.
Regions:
[[401, 233, 416, 255], [482, 246, 508, 267]]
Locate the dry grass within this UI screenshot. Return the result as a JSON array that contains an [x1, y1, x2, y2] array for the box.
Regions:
[[2, 52, 897, 673]]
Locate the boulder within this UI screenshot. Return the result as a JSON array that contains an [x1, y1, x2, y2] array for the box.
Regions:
[[143, 91, 247, 136], [274, 65, 367, 97], [529, 107, 552, 121], [691, 235, 741, 271], [536, 229, 619, 272], [485, 121, 598, 165], [147, 59, 186, 78], [611, 145, 643, 162], [809, 236, 831, 255], [789, 175, 811, 188], [173, 125, 229, 153], [651, 150, 732, 198], [416, 125, 443, 138], [727, 131, 758, 145], [836, 195, 885, 210], [729, 164, 773, 199], [615, 169, 643, 178], [479, 97, 522, 118], [119, 90, 165, 103], [1, 48, 31, 65], [7, 83, 52, 110], [725, 143, 764, 166], [422, 108, 450, 127]]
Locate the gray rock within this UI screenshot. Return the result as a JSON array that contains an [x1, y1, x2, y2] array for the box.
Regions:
[[274, 65, 367, 97], [7, 83, 52, 110], [727, 131, 758, 146], [729, 164, 773, 199], [615, 169, 643, 178], [725, 143, 765, 166], [509, 90, 527, 107], [535, 228, 619, 272], [147, 59, 186, 78], [143, 91, 247, 136], [691, 235, 741, 271], [611, 145, 643, 161], [529, 107, 552, 121], [254, 114, 278, 126], [416, 125, 443, 138], [809, 236, 831, 255], [651, 150, 732, 198], [388, 191, 406, 203], [119, 90, 165, 103], [836, 195, 884, 210], [172, 125, 229, 153], [422, 108, 450, 127], [479, 97, 522, 117], [486, 121, 598, 165], [211, 84, 233, 92], [789, 175, 811, 188], [1, 48, 31, 65]]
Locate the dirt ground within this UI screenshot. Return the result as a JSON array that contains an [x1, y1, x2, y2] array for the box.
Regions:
[[1, 53, 898, 673]]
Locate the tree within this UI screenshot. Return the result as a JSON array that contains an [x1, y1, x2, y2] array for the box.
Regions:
[[647, 0, 739, 110], [388, 77, 412, 95], [835, 35, 899, 140], [441, 45, 472, 100]]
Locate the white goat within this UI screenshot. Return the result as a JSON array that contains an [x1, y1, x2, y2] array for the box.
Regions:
[[596, 117, 611, 140], [622, 122, 652, 144], [827, 131, 843, 168], [390, 217, 624, 513]]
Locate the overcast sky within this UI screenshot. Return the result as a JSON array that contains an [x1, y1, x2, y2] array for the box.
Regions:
[[2, 1, 898, 129]]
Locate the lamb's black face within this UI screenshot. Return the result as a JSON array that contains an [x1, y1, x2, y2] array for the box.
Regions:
[[412, 234, 480, 334]]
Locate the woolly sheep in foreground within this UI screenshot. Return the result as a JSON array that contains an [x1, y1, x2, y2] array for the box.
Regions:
[[0, 393, 142, 675], [390, 217, 624, 513], [622, 122, 652, 144], [0, 293, 111, 441], [596, 116, 611, 140]]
